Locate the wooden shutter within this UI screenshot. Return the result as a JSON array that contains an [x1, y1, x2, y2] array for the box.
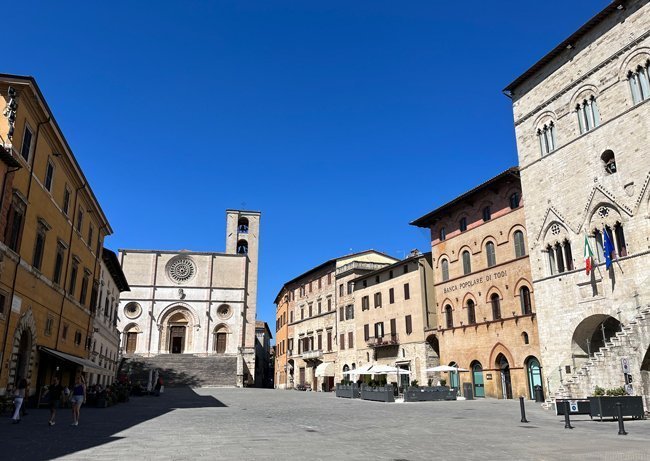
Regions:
[[406, 315, 412, 334], [364, 324, 369, 341]]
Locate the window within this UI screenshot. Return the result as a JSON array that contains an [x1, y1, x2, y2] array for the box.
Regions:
[[628, 61, 650, 104], [403, 283, 410, 300], [347, 281, 353, 294], [594, 223, 627, 260], [390, 318, 396, 337], [374, 292, 382, 308], [439, 227, 446, 241], [33, 224, 47, 270], [317, 301, 322, 314], [514, 231, 526, 258], [238, 217, 249, 233], [486, 242, 496, 267], [80, 270, 90, 305], [45, 316, 53, 336], [88, 224, 94, 246], [405, 315, 412, 335], [290, 311, 294, 323], [339, 334, 345, 350], [62, 323, 69, 340], [300, 307, 304, 320], [307, 303, 312, 317], [467, 300, 476, 325], [237, 239, 248, 254], [348, 332, 354, 349], [327, 298, 332, 311], [374, 322, 384, 338], [345, 304, 354, 320], [389, 288, 395, 304], [76, 207, 84, 233], [462, 251, 471, 275], [522, 332, 530, 345], [614, 222, 627, 257], [537, 121, 557, 155], [509, 192, 520, 209], [563, 240, 574, 271], [63, 186, 71, 216], [45, 158, 55, 192], [445, 305, 453, 329], [520, 287, 532, 315], [0, 292, 6, 317], [482, 206, 491, 222], [576, 96, 600, 133], [317, 334, 322, 350], [74, 330, 82, 346], [339, 284, 344, 297], [441, 259, 449, 282], [403, 265, 408, 274], [20, 125, 33, 161], [327, 331, 332, 351], [68, 259, 79, 295], [361, 295, 369, 311], [339, 306, 344, 321], [491, 294, 501, 320], [327, 273, 331, 284], [601, 150, 617, 175], [309, 281, 312, 293], [364, 324, 369, 341], [318, 278, 321, 289], [5, 195, 26, 252], [459, 217, 467, 232]]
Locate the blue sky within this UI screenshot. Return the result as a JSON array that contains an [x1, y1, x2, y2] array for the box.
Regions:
[[10, 1, 609, 334]]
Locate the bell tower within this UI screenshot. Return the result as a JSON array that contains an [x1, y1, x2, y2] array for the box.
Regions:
[[225, 209, 261, 384]]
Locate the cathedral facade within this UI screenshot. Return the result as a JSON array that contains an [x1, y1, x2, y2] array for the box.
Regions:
[[117, 210, 260, 387]]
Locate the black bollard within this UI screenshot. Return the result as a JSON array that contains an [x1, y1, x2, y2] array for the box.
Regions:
[[564, 401, 574, 429], [520, 396, 529, 423], [616, 402, 627, 435]]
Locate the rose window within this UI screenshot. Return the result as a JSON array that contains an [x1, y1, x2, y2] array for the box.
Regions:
[[550, 224, 560, 236], [167, 257, 196, 284], [597, 207, 609, 219]]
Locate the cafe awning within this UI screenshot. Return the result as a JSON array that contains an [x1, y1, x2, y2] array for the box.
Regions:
[[315, 362, 335, 377], [39, 346, 105, 373]]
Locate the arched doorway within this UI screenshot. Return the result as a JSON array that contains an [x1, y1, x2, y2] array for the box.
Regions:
[[425, 334, 440, 369], [168, 312, 188, 353], [471, 361, 484, 398], [448, 361, 460, 389], [572, 315, 621, 364], [526, 356, 543, 400], [124, 325, 140, 354], [213, 325, 228, 353], [497, 354, 513, 399]]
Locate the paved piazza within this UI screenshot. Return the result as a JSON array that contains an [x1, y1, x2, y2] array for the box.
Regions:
[[5, 388, 650, 460]]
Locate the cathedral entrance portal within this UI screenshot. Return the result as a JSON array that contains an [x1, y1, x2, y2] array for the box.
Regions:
[[170, 326, 186, 354]]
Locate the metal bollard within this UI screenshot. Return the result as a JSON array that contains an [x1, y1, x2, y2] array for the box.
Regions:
[[520, 396, 529, 423], [564, 401, 574, 429], [616, 402, 627, 435]]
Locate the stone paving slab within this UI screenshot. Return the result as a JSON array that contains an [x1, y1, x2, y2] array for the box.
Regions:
[[2, 388, 649, 460]]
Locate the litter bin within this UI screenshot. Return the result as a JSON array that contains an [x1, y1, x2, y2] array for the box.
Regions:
[[534, 385, 544, 403], [462, 382, 474, 400]]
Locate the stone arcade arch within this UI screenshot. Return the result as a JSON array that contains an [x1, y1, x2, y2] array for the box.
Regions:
[[9, 310, 37, 388], [571, 314, 621, 362]]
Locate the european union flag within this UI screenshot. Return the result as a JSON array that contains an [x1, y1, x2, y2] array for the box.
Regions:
[[603, 227, 616, 270]]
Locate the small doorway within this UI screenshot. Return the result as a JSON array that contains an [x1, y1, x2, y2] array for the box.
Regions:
[[498, 354, 513, 399], [448, 361, 460, 390], [299, 367, 306, 386], [126, 332, 137, 353], [169, 326, 185, 354], [527, 357, 543, 399], [472, 361, 484, 398]]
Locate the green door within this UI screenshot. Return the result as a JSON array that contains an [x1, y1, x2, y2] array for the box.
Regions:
[[472, 363, 484, 398], [527, 358, 542, 399]]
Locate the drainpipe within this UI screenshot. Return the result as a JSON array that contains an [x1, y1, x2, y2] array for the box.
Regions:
[[0, 114, 50, 382]]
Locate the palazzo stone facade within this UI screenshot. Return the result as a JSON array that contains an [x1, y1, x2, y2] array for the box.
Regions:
[[504, 0, 650, 405], [117, 210, 260, 387]]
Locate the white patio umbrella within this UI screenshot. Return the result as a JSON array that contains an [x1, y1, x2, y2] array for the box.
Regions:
[[425, 365, 469, 372], [371, 365, 411, 374], [343, 363, 375, 376]]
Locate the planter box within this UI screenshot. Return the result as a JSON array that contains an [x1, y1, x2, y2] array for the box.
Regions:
[[555, 399, 591, 416], [360, 385, 395, 403], [404, 386, 457, 402], [588, 396, 645, 421], [335, 384, 360, 399]]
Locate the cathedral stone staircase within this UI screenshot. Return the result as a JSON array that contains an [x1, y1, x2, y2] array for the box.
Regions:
[[120, 354, 238, 388], [553, 306, 650, 403]]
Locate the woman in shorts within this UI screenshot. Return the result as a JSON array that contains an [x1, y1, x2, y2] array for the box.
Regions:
[[70, 374, 86, 426]]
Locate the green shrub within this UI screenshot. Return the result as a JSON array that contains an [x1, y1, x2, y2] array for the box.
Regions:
[[593, 386, 605, 396], [427, 378, 433, 387], [440, 378, 447, 387], [410, 380, 419, 388], [605, 386, 627, 397]]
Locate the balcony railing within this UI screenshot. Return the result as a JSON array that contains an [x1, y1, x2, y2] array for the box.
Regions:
[[336, 261, 391, 276], [367, 334, 399, 348], [302, 349, 324, 360]]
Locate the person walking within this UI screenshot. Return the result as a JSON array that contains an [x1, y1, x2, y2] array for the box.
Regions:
[[11, 378, 28, 424], [70, 374, 86, 426], [46, 376, 64, 426]]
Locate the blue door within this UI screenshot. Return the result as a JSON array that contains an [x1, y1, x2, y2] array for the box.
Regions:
[[472, 362, 484, 398]]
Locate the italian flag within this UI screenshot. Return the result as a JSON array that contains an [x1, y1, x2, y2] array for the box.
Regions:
[[584, 235, 594, 275]]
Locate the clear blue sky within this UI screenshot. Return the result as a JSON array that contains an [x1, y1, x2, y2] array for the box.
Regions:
[[10, 1, 609, 334]]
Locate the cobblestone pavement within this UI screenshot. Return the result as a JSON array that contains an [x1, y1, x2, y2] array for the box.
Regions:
[[3, 387, 650, 460]]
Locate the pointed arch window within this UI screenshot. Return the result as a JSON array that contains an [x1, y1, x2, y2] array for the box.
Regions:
[[237, 239, 248, 254], [509, 192, 520, 209], [459, 217, 467, 232], [491, 294, 501, 320], [439, 226, 446, 242], [445, 305, 453, 329], [486, 241, 496, 268], [462, 250, 471, 275], [520, 286, 532, 315], [238, 217, 249, 234], [466, 299, 476, 325], [441, 259, 449, 282]]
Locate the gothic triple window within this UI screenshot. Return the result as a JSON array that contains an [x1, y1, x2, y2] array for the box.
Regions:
[[546, 239, 574, 275], [593, 223, 627, 261], [628, 60, 650, 105], [576, 96, 601, 134], [537, 121, 557, 156]]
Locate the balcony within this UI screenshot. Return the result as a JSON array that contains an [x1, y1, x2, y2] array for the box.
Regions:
[[336, 261, 391, 277], [367, 335, 399, 348], [302, 350, 324, 361]]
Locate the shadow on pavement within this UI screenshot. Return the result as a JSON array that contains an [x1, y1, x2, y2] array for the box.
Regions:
[[3, 387, 226, 461]]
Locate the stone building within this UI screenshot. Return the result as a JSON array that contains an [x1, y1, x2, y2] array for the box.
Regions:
[[117, 210, 260, 387], [275, 250, 397, 391], [412, 169, 543, 399], [254, 320, 272, 388], [346, 251, 438, 387], [88, 248, 130, 386], [503, 0, 650, 404], [0, 74, 112, 394], [273, 286, 291, 389]]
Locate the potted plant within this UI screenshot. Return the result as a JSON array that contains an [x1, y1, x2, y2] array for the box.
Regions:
[[439, 378, 447, 388]]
